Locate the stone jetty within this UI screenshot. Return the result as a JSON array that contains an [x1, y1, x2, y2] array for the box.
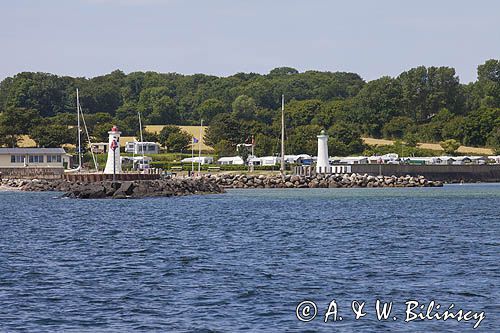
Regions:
[[0, 173, 442, 198], [1, 177, 224, 199], [212, 173, 443, 189]]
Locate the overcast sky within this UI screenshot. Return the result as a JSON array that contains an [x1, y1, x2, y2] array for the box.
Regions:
[[1, 0, 499, 83]]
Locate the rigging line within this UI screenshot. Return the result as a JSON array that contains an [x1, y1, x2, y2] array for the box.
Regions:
[[79, 104, 99, 171]]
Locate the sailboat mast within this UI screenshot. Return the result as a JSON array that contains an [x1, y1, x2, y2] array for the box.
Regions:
[[198, 119, 203, 174], [280, 94, 285, 175], [138, 111, 145, 161], [76, 89, 82, 170]]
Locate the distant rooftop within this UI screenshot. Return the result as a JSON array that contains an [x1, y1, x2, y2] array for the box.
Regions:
[[0, 148, 67, 154]]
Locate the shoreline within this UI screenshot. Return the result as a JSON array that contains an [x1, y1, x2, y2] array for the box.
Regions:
[[212, 173, 443, 189], [1, 173, 443, 197], [0, 185, 22, 191], [0, 178, 225, 199]]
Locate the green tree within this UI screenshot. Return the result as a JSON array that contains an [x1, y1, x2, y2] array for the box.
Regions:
[[352, 76, 402, 137], [487, 128, 500, 154], [286, 99, 322, 127], [165, 130, 191, 152], [398, 66, 462, 122], [115, 102, 138, 120], [382, 116, 414, 139], [417, 108, 455, 142], [196, 98, 226, 123], [140, 131, 159, 143], [313, 99, 356, 130], [156, 125, 191, 152], [0, 107, 40, 147], [78, 79, 123, 116], [213, 139, 236, 158], [253, 133, 279, 156], [237, 144, 251, 162], [462, 107, 500, 146], [204, 114, 242, 146], [232, 95, 257, 120], [476, 59, 500, 108], [268, 67, 299, 77], [2, 61, 500, 152], [403, 132, 419, 147], [328, 121, 364, 154], [286, 125, 322, 155], [440, 139, 461, 155], [158, 125, 182, 145], [148, 96, 178, 124], [441, 116, 466, 142], [2, 72, 72, 117], [83, 112, 113, 133], [417, 123, 442, 142], [137, 87, 178, 124], [92, 122, 115, 142], [29, 124, 74, 147]]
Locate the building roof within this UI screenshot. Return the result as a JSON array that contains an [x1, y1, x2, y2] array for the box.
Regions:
[[0, 148, 67, 154], [218, 156, 244, 162], [181, 156, 213, 163], [340, 156, 368, 161], [126, 141, 159, 145]]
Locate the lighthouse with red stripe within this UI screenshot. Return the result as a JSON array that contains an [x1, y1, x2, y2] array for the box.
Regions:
[[104, 125, 122, 174]]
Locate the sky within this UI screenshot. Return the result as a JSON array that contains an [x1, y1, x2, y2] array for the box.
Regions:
[[0, 0, 499, 83]]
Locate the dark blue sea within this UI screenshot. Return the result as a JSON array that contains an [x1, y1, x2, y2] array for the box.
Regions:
[[0, 184, 499, 332]]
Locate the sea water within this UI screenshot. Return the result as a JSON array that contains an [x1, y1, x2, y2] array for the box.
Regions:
[[0, 184, 498, 332]]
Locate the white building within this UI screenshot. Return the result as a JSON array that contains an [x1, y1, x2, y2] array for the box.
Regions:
[[329, 157, 342, 164], [430, 156, 456, 165], [368, 153, 399, 164], [104, 126, 122, 175], [469, 156, 489, 164], [316, 130, 331, 173], [121, 156, 152, 170], [339, 156, 369, 164], [90, 142, 109, 154], [401, 157, 433, 165], [0, 148, 71, 169], [217, 156, 244, 165], [488, 156, 500, 164], [125, 141, 160, 154], [284, 154, 313, 165], [181, 156, 214, 165], [248, 156, 279, 166]]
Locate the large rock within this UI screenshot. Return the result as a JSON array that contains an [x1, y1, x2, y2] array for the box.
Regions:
[[10, 171, 442, 196], [58, 178, 224, 199], [112, 181, 134, 198]]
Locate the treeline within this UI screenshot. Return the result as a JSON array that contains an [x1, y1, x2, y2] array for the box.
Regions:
[[0, 61, 499, 156]]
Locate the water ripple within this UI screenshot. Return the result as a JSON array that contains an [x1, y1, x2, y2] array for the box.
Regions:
[[0, 184, 499, 332]]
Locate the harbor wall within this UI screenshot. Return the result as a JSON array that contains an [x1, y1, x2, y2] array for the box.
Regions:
[[348, 164, 500, 182], [0, 167, 64, 179], [63, 173, 161, 182]]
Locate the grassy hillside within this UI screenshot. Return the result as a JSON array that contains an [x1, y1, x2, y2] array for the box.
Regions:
[[362, 137, 494, 155]]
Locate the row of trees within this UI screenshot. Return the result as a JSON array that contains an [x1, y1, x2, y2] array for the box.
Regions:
[[0, 60, 499, 155]]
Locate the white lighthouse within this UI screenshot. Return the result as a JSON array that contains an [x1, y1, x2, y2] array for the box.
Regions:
[[104, 125, 122, 174], [316, 130, 330, 174]]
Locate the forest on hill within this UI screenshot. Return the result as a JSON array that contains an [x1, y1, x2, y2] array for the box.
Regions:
[[0, 60, 499, 156]]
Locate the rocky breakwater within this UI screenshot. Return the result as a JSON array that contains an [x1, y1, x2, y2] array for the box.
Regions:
[[2, 177, 224, 199], [213, 173, 443, 189]]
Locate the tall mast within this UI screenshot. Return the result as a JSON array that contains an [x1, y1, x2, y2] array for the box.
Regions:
[[280, 94, 285, 176], [138, 111, 145, 162], [79, 103, 99, 171], [198, 119, 203, 174], [76, 88, 82, 170]]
